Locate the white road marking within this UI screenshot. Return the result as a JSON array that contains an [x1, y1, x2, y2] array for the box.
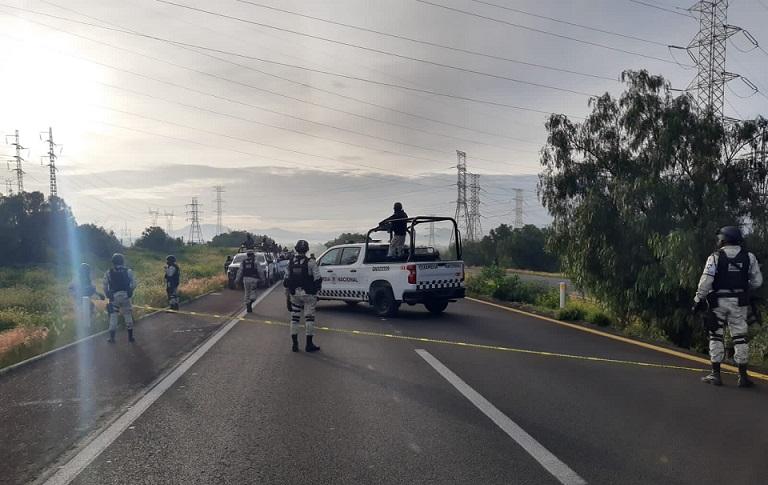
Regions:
[[43, 284, 279, 485], [415, 349, 587, 485]]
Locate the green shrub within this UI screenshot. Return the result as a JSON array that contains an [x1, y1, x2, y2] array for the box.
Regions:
[[556, 305, 585, 321], [586, 309, 612, 327], [536, 289, 561, 309]]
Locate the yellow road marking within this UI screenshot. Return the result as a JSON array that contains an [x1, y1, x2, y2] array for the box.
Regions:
[[466, 297, 768, 382], [131, 304, 745, 377]]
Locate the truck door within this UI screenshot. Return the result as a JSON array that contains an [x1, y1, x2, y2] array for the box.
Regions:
[[317, 248, 342, 299], [334, 246, 365, 301]]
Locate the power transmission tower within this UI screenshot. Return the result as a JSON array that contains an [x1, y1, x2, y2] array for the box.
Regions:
[[513, 189, 524, 229], [164, 211, 174, 234], [39, 127, 59, 198], [3, 178, 12, 196], [148, 208, 160, 227], [468, 173, 482, 241], [186, 197, 204, 244], [213, 185, 225, 236], [120, 222, 132, 247], [454, 150, 471, 240], [5, 130, 25, 193], [675, 1, 743, 119]]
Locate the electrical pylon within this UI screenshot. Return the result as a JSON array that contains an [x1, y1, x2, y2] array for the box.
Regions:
[[454, 150, 471, 240], [186, 197, 204, 244]]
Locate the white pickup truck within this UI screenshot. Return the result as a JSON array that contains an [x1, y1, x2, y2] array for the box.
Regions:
[[316, 216, 465, 316]]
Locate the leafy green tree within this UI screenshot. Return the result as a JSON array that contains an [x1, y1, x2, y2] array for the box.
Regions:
[[462, 224, 559, 272], [325, 232, 367, 248], [539, 70, 767, 347], [210, 230, 250, 247], [77, 224, 123, 258], [134, 226, 183, 253]]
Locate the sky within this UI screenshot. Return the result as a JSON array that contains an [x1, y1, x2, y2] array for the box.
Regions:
[[1, 0, 767, 243]]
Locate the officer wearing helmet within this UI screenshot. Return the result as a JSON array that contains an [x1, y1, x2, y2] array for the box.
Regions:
[[693, 226, 763, 387], [103, 253, 137, 343], [380, 202, 408, 259], [284, 239, 322, 352], [165, 255, 181, 311], [236, 250, 259, 313]]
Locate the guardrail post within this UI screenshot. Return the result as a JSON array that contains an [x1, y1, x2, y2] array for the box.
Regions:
[[559, 282, 567, 309]]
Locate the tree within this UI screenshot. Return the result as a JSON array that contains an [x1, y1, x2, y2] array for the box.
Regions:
[[210, 230, 250, 247], [77, 224, 123, 258], [134, 226, 183, 253], [461, 224, 560, 272], [325, 232, 367, 248], [539, 70, 767, 347]]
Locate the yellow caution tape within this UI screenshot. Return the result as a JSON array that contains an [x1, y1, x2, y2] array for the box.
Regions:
[[133, 304, 760, 379]]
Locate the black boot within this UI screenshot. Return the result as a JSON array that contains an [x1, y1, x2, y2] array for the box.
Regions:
[[701, 362, 722, 386], [246, 301, 253, 313], [738, 364, 755, 388], [128, 329, 135, 343], [107, 330, 116, 343], [305, 335, 320, 352], [291, 334, 299, 352]]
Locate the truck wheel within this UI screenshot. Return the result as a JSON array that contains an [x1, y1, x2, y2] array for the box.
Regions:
[[372, 288, 399, 317], [425, 300, 449, 315]]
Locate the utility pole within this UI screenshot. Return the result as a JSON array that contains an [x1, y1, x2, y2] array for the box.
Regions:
[[673, 1, 746, 119], [213, 185, 225, 236], [39, 127, 59, 198], [186, 197, 204, 244], [148, 208, 160, 227], [5, 130, 25, 193], [454, 150, 471, 241], [164, 211, 174, 234], [468, 173, 482, 241], [513, 189, 524, 229]]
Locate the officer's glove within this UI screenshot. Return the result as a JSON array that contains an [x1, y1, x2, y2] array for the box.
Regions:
[[691, 299, 707, 313]]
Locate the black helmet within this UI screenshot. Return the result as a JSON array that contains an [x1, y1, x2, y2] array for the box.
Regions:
[[246, 250, 255, 258], [166, 255, 176, 264], [295, 239, 310, 254], [111, 253, 125, 266], [717, 226, 743, 245], [394, 202, 403, 211]]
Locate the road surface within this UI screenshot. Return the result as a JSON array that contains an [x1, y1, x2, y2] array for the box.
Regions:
[[3, 287, 767, 484]]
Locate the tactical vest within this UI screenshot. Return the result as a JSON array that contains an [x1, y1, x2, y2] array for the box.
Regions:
[[109, 268, 131, 293], [287, 256, 316, 294], [165, 264, 180, 287], [713, 249, 750, 304], [241, 259, 258, 278]]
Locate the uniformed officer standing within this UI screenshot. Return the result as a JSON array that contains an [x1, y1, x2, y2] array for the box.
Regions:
[[236, 250, 259, 313], [104, 253, 137, 343], [284, 240, 322, 352], [381, 202, 408, 259], [165, 255, 181, 311], [693, 226, 763, 387]]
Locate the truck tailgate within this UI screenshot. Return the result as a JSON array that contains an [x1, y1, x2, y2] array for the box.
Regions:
[[415, 261, 464, 290]]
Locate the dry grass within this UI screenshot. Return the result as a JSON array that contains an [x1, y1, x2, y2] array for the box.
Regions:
[[0, 326, 49, 356]]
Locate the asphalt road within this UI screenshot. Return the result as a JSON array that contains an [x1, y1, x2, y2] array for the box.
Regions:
[[0, 288, 254, 485], [5, 288, 768, 484]]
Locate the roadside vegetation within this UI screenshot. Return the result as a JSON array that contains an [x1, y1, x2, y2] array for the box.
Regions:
[[0, 192, 242, 369]]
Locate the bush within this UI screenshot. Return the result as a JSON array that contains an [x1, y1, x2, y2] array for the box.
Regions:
[[556, 305, 585, 321], [536, 289, 561, 309], [585, 309, 612, 327]]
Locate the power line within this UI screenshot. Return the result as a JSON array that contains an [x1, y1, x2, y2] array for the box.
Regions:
[[0, 6, 546, 144], [627, 0, 696, 18], [234, 0, 619, 82], [157, 1, 596, 97], [0, 4, 581, 116], [414, 0, 687, 65], [467, 0, 669, 47]]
